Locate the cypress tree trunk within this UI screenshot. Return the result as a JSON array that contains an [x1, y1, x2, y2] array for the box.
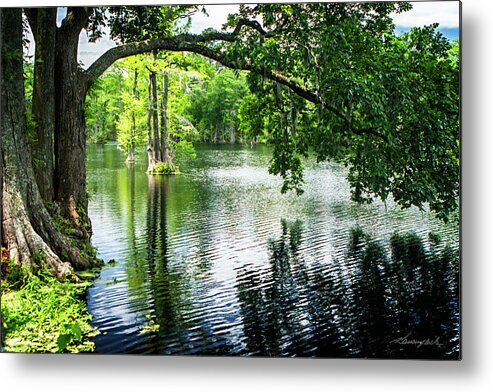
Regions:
[[30, 8, 56, 202], [1, 8, 93, 277], [147, 74, 156, 172], [160, 70, 171, 162], [126, 125, 136, 163], [150, 70, 161, 162], [126, 69, 139, 163]]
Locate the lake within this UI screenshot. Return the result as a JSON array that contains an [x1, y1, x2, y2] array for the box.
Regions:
[[86, 143, 460, 358]]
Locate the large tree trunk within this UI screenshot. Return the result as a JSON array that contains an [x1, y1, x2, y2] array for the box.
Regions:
[[30, 8, 57, 202], [1, 8, 94, 277], [54, 16, 90, 236]]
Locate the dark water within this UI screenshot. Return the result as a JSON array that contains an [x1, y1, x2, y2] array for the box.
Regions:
[[86, 144, 460, 358]]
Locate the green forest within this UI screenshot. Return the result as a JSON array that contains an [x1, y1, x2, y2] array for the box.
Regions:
[[83, 54, 259, 170], [1, 3, 459, 355]]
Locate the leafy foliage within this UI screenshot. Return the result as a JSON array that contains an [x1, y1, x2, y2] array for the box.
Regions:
[[84, 3, 459, 218], [85, 67, 124, 143], [96, 52, 253, 164], [108, 5, 200, 41], [1, 267, 98, 353], [113, 57, 147, 156], [149, 160, 179, 175], [187, 67, 250, 143], [220, 3, 459, 219]]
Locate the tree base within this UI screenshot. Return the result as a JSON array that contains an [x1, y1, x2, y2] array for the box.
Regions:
[[147, 160, 180, 175]]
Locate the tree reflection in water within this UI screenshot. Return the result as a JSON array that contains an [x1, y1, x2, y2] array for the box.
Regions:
[[236, 221, 459, 359], [143, 176, 234, 355]]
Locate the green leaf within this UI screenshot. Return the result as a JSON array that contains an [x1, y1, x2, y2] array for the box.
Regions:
[[71, 323, 83, 341], [57, 334, 72, 352]]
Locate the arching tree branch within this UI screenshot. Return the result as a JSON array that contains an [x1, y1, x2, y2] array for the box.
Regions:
[[85, 29, 386, 141], [232, 18, 270, 37], [85, 32, 231, 82]]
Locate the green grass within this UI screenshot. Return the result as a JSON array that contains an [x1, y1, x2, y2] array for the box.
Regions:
[[1, 266, 98, 353]]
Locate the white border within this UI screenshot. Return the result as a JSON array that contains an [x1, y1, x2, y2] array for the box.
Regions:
[[2, 1, 492, 391]]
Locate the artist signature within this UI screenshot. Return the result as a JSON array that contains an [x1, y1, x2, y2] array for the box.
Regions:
[[390, 333, 444, 348]]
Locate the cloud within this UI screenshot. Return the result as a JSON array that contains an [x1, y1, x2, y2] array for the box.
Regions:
[[189, 4, 240, 34], [57, 7, 67, 27], [78, 33, 116, 68], [74, 2, 460, 68], [391, 1, 460, 29], [187, 2, 461, 33], [76, 5, 238, 68]]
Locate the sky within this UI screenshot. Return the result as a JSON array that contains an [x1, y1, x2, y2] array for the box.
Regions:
[[391, 1, 460, 40], [42, 1, 460, 68]]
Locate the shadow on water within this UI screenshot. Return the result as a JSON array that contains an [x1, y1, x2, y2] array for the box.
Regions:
[[236, 220, 307, 356], [87, 145, 459, 358], [235, 222, 460, 359]]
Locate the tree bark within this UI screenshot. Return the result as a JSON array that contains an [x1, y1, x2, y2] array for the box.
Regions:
[[54, 13, 91, 234], [126, 145, 135, 163], [146, 74, 156, 172], [126, 69, 139, 163], [150, 70, 161, 162], [160, 70, 170, 162], [31, 8, 56, 202], [1, 8, 94, 277]]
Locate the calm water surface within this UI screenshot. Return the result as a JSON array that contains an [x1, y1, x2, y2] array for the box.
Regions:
[[86, 144, 459, 358]]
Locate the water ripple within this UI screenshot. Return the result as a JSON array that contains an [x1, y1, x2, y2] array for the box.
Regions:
[[86, 144, 460, 358]]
